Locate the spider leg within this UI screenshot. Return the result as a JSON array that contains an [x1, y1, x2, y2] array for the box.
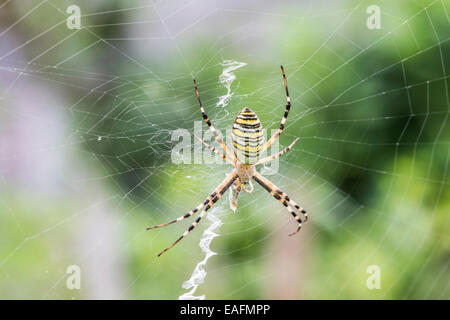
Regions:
[[193, 79, 236, 161], [156, 172, 238, 257], [256, 138, 299, 166], [193, 134, 235, 166], [146, 172, 235, 230], [252, 172, 307, 236], [146, 201, 205, 230], [262, 65, 291, 152], [255, 171, 307, 223], [229, 181, 241, 212], [242, 180, 254, 193]]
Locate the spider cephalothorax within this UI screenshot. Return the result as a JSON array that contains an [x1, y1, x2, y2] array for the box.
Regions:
[[148, 66, 307, 257]]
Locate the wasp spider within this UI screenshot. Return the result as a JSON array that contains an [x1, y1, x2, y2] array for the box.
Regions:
[[148, 66, 307, 257]]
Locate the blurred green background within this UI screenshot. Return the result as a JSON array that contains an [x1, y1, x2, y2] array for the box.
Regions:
[[0, 0, 448, 299]]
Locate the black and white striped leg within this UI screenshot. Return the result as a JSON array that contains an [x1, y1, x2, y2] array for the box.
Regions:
[[255, 171, 307, 223], [146, 172, 236, 230], [146, 200, 206, 231], [252, 172, 307, 236], [256, 138, 299, 165], [262, 65, 291, 152], [193, 134, 235, 166], [156, 172, 238, 257], [193, 79, 236, 161]]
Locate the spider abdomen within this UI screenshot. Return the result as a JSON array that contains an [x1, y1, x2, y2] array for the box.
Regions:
[[232, 107, 265, 164]]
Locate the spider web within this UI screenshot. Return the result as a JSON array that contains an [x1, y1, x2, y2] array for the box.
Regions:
[[0, 0, 449, 299]]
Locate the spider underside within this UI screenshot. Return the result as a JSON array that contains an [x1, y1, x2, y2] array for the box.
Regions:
[[148, 66, 307, 257]]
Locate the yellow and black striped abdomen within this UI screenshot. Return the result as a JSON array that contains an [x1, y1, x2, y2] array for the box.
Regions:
[[232, 107, 265, 164]]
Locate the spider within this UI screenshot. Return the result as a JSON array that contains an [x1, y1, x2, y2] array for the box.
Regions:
[[148, 66, 307, 257]]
